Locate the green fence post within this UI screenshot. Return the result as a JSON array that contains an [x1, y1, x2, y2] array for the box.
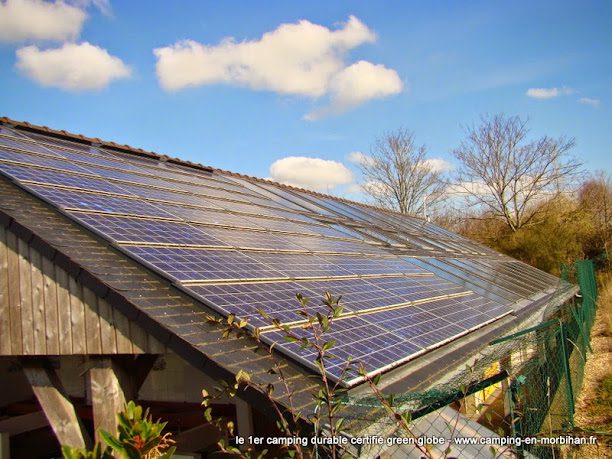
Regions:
[[559, 321, 575, 427]]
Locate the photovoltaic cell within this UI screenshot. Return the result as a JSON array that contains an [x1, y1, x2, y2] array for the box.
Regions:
[[0, 148, 93, 175], [187, 281, 335, 328], [71, 213, 229, 246], [224, 176, 316, 213], [262, 317, 424, 382], [28, 184, 177, 218], [0, 162, 127, 194], [410, 257, 519, 304], [243, 252, 355, 278], [0, 135, 67, 156], [124, 246, 286, 282]]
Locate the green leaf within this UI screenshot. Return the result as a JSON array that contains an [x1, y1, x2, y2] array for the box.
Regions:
[[98, 430, 123, 453], [122, 443, 142, 459], [322, 339, 336, 351], [321, 315, 330, 332], [235, 369, 251, 385]]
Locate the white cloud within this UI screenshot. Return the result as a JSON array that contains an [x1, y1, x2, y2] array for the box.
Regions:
[[578, 97, 601, 108], [0, 0, 87, 42], [73, 0, 112, 16], [304, 60, 402, 120], [526, 86, 573, 99], [422, 158, 454, 172], [269, 156, 353, 191], [346, 183, 363, 194], [16, 42, 131, 91], [154, 16, 402, 118], [346, 151, 372, 165]]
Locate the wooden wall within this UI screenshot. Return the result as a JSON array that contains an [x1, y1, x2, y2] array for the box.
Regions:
[[0, 226, 165, 356]]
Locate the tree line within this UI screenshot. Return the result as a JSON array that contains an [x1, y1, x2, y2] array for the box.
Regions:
[[357, 113, 610, 274]]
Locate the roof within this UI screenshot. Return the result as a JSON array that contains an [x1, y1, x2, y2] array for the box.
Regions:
[[0, 116, 575, 414]]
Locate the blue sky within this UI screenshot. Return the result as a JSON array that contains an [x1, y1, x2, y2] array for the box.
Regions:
[[1, 0, 610, 199]]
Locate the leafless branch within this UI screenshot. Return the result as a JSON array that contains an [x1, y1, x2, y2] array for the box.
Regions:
[[359, 128, 448, 216], [452, 114, 582, 231]]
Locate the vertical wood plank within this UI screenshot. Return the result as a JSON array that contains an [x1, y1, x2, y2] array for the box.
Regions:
[[129, 320, 147, 354], [83, 287, 102, 354], [55, 266, 72, 355], [17, 239, 34, 355], [68, 277, 86, 354], [0, 227, 11, 355], [6, 232, 22, 355], [42, 256, 60, 355], [113, 308, 133, 354], [98, 299, 117, 354], [30, 248, 47, 355], [148, 333, 165, 355]]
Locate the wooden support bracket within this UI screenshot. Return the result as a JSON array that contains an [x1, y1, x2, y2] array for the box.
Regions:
[[21, 358, 92, 450]]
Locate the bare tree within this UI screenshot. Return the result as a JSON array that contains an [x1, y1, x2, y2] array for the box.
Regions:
[[359, 128, 447, 216], [452, 114, 581, 232], [579, 171, 612, 266]]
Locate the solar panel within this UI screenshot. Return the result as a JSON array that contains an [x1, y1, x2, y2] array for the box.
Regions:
[[224, 176, 319, 213], [259, 289, 511, 383], [125, 246, 286, 282], [0, 124, 556, 387], [410, 257, 519, 304], [71, 213, 229, 246], [445, 259, 539, 298], [29, 184, 178, 217], [188, 281, 336, 328], [261, 316, 424, 381]]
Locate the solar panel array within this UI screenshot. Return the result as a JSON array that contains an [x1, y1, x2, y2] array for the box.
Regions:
[[0, 126, 561, 386]]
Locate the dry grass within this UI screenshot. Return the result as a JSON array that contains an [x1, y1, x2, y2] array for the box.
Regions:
[[574, 273, 612, 458]]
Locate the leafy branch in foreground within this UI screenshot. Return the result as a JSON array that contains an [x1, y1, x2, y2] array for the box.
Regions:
[[204, 292, 354, 459], [62, 401, 175, 459]]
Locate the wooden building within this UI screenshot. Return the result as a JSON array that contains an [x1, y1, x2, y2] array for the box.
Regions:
[[0, 117, 575, 458]]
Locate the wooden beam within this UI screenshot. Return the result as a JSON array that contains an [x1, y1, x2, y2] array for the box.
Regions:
[[172, 423, 222, 454], [0, 411, 48, 436], [87, 355, 156, 445], [21, 360, 91, 449], [88, 358, 127, 444], [112, 355, 158, 399]]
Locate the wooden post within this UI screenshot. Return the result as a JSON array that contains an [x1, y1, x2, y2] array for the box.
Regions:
[[235, 398, 254, 447], [88, 356, 157, 444], [0, 432, 9, 459], [88, 358, 128, 444], [21, 360, 91, 450]]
